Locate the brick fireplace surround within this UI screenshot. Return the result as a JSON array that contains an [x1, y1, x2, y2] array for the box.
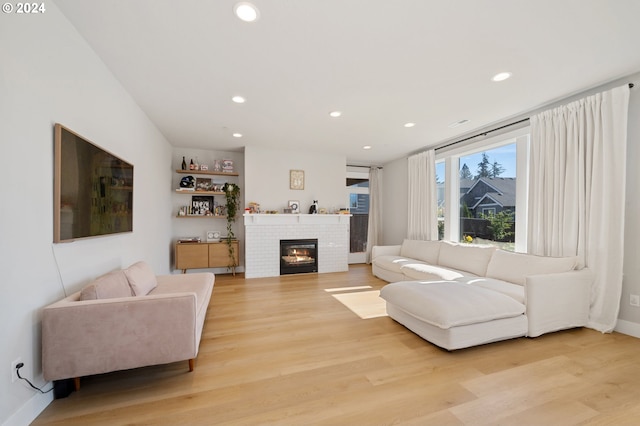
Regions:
[[243, 214, 350, 278]]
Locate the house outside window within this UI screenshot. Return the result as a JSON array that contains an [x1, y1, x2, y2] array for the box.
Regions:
[[436, 128, 529, 252]]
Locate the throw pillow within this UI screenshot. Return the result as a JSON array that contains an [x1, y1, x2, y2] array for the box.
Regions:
[[124, 261, 158, 296], [79, 270, 133, 300]]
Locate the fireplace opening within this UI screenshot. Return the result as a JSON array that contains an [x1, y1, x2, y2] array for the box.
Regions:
[[280, 239, 318, 275]]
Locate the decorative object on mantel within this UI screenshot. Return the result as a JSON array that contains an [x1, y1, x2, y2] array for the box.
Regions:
[[223, 182, 240, 273], [290, 169, 304, 190], [308, 200, 318, 214], [248, 201, 261, 213], [288, 200, 300, 213], [319, 208, 327, 214]]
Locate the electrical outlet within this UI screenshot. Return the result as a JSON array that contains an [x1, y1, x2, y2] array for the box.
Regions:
[[630, 294, 640, 307], [11, 358, 22, 383]]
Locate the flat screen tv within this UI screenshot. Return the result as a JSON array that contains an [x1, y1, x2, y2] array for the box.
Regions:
[[54, 123, 133, 243]]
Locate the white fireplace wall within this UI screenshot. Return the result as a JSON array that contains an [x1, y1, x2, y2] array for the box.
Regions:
[[244, 215, 349, 278], [244, 146, 347, 214]]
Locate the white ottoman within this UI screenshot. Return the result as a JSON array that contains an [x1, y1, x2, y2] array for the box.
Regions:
[[380, 281, 527, 350]]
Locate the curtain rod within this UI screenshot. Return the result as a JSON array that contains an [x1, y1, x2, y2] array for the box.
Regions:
[[435, 117, 530, 152], [435, 82, 634, 152], [347, 164, 383, 169]]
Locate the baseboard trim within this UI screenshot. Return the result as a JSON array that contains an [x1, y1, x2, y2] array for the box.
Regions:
[[3, 390, 53, 426], [614, 319, 640, 338]]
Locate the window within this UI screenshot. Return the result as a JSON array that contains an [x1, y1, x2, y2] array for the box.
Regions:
[[346, 172, 370, 263], [436, 161, 446, 240], [436, 128, 529, 251]]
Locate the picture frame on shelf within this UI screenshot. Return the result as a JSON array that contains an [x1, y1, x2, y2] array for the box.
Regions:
[[290, 169, 304, 190], [195, 177, 213, 191], [192, 195, 214, 215], [288, 200, 300, 213]]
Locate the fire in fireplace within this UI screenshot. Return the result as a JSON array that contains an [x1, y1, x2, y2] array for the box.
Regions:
[[280, 239, 318, 275]]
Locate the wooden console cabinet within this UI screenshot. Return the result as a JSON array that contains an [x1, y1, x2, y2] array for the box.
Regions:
[[175, 241, 239, 274]]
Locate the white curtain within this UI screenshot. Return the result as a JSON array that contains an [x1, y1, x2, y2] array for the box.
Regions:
[[528, 85, 630, 332], [366, 167, 382, 263], [407, 150, 438, 240]]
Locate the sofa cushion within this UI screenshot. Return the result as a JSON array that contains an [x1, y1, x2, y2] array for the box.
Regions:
[[438, 242, 497, 276], [380, 281, 525, 329], [400, 239, 441, 264], [455, 276, 525, 304], [374, 255, 427, 274], [79, 270, 133, 301], [400, 263, 471, 281], [124, 261, 158, 296], [485, 250, 579, 286]]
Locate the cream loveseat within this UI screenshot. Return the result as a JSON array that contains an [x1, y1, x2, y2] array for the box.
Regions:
[[42, 261, 214, 391], [373, 240, 592, 350]]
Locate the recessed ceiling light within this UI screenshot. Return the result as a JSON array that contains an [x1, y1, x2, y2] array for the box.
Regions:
[[232, 96, 246, 103], [404, 122, 416, 128], [233, 133, 243, 138], [491, 72, 512, 82], [329, 111, 342, 118], [234, 2, 259, 22], [363, 145, 372, 150]]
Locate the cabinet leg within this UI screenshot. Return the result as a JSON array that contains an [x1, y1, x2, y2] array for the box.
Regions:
[[182, 269, 187, 274]]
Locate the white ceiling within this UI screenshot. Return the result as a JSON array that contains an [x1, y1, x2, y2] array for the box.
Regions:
[[55, 0, 640, 166]]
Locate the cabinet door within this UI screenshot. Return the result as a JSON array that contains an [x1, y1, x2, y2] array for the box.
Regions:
[[175, 244, 209, 270], [209, 241, 238, 267]]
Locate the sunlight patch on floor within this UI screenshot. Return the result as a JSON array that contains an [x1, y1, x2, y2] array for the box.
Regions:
[[331, 290, 387, 319], [324, 286, 372, 293]]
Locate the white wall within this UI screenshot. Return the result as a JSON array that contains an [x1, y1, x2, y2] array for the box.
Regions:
[[0, 4, 173, 425], [244, 146, 347, 214], [619, 74, 640, 327], [380, 72, 640, 332], [380, 157, 408, 246]]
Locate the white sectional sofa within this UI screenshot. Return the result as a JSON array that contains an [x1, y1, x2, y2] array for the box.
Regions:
[[373, 240, 592, 350]]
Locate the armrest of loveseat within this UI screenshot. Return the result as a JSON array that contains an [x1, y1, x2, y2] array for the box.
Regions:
[[42, 292, 198, 382], [372, 245, 402, 260], [525, 268, 593, 337]]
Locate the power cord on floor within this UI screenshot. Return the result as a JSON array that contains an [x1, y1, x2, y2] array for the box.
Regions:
[[15, 363, 53, 394]]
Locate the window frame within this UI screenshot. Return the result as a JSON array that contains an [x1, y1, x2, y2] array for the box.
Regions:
[[436, 127, 530, 252]]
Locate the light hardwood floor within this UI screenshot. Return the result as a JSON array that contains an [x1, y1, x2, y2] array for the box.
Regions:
[[33, 265, 640, 425]]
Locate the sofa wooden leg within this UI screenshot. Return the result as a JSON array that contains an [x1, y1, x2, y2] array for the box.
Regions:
[[188, 359, 194, 372], [73, 377, 80, 391]]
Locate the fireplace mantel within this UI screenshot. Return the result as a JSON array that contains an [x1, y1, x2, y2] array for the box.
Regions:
[[243, 214, 350, 278], [243, 213, 351, 226]]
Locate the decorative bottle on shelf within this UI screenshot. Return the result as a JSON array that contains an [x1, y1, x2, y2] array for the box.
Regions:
[[181, 156, 187, 170], [189, 159, 194, 170], [195, 157, 199, 171]]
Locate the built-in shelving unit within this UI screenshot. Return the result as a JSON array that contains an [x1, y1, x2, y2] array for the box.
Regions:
[[172, 163, 242, 273]]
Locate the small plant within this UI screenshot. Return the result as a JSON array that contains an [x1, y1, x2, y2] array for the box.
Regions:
[[223, 182, 240, 272]]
